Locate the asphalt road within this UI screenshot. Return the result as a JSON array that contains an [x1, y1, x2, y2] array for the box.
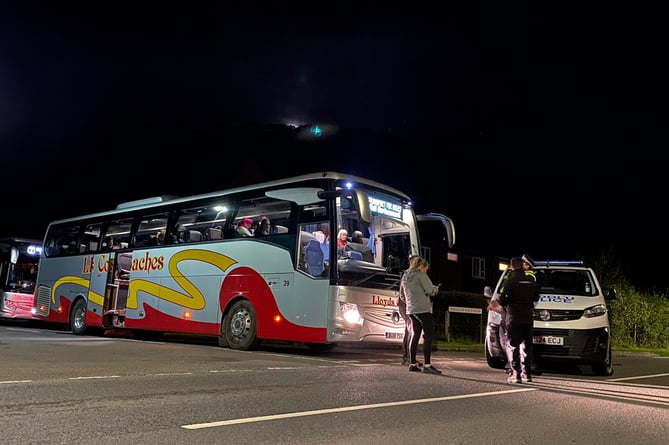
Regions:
[[1, 321, 668, 445]]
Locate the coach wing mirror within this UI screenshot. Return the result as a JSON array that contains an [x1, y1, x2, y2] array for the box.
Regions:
[[267, 188, 330, 205], [10, 246, 19, 264], [484, 286, 493, 299], [442, 215, 456, 248], [316, 189, 370, 222], [354, 189, 371, 223], [338, 189, 370, 224]]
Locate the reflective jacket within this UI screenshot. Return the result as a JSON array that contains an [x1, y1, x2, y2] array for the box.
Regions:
[[499, 269, 539, 325]]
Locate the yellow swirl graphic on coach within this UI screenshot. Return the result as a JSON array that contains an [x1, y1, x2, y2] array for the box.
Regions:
[[127, 249, 237, 310]]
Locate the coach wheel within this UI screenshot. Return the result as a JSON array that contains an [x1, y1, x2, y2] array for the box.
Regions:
[[224, 300, 261, 351], [70, 299, 88, 336], [591, 344, 614, 376]]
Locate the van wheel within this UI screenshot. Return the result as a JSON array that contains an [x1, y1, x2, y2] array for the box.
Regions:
[[224, 300, 261, 351], [591, 345, 614, 376], [70, 299, 88, 335], [485, 341, 506, 369]]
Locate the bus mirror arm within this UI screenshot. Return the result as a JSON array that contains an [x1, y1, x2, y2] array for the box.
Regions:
[[317, 190, 343, 200]]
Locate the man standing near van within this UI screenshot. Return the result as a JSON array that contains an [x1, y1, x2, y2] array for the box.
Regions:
[[500, 257, 539, 383], [521, 253, 536, 281]]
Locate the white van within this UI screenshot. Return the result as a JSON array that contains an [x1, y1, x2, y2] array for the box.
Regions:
[[484, 260, 617, 376]]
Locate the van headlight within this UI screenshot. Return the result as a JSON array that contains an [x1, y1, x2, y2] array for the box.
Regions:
[[584, 304, 607, 318]]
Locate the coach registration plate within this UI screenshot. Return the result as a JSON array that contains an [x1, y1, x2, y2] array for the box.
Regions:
[[533, 335, 564, 345]]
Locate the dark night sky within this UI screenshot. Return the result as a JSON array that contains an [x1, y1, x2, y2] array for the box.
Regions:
[[1, 4, 666, 291]]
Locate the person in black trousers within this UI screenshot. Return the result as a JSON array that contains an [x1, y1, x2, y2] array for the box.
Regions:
[[398, 255, 419, 365], [405, 257, 442, 375], [500, 257, 539, 383]]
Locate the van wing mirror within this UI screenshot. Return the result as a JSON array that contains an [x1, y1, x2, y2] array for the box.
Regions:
[[484, 286, 493, 299]]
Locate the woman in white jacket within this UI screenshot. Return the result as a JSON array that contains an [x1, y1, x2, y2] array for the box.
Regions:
[[405, 257, 442, 374]]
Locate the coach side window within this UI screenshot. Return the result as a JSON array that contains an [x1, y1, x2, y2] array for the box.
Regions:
[[135, 213, 169, 247], [44, 224, 82, 256], [104, 218, 133, 250], [233, 196, 293, 238], [82, 223, 103, 252]]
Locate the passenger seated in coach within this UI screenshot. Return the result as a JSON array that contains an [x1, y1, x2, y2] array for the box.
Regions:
[[259, 215, 273, 234], [150, 230, 165, 246], [250, 220, 260, 235], [103, 236, 118, 251], [168, 226, 187, 244], [255, 218, 271, 237], [236, 218, 254, 237], [351, 230, 365, 244]]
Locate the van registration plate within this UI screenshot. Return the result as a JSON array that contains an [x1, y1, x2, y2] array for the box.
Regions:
[[533, 335, 564, 345]]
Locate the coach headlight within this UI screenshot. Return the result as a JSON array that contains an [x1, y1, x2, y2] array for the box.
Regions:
[[340, 302, 363, 325]]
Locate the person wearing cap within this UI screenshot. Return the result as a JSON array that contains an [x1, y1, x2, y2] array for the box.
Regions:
[[521, 253, 536, 281], [236, 218, 254, 237], [398, 254, 420, 366], [497, 253, 537, 377], [499, 257, 539, 383]]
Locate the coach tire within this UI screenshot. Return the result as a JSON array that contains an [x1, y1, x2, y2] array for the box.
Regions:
[[224, 300, 261, 351], [591, 344, 614, 376], [70, 299, 88, 336], [218, 317, 230, 348]]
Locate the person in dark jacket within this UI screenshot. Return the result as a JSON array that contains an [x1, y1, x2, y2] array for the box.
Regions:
[[499, 252, 538, 376], [500, 257, 539, 383]]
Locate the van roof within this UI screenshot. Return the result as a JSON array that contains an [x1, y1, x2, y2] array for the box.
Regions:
[[533, 260, 585, 268]]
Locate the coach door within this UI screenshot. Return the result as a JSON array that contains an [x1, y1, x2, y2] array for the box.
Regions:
[[96, 251, 132, 329], [89, 252, 132, 328]]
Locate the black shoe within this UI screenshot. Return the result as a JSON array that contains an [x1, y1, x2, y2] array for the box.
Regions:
[[423, 364, 442, 375], [408, 364, 422, 372]]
